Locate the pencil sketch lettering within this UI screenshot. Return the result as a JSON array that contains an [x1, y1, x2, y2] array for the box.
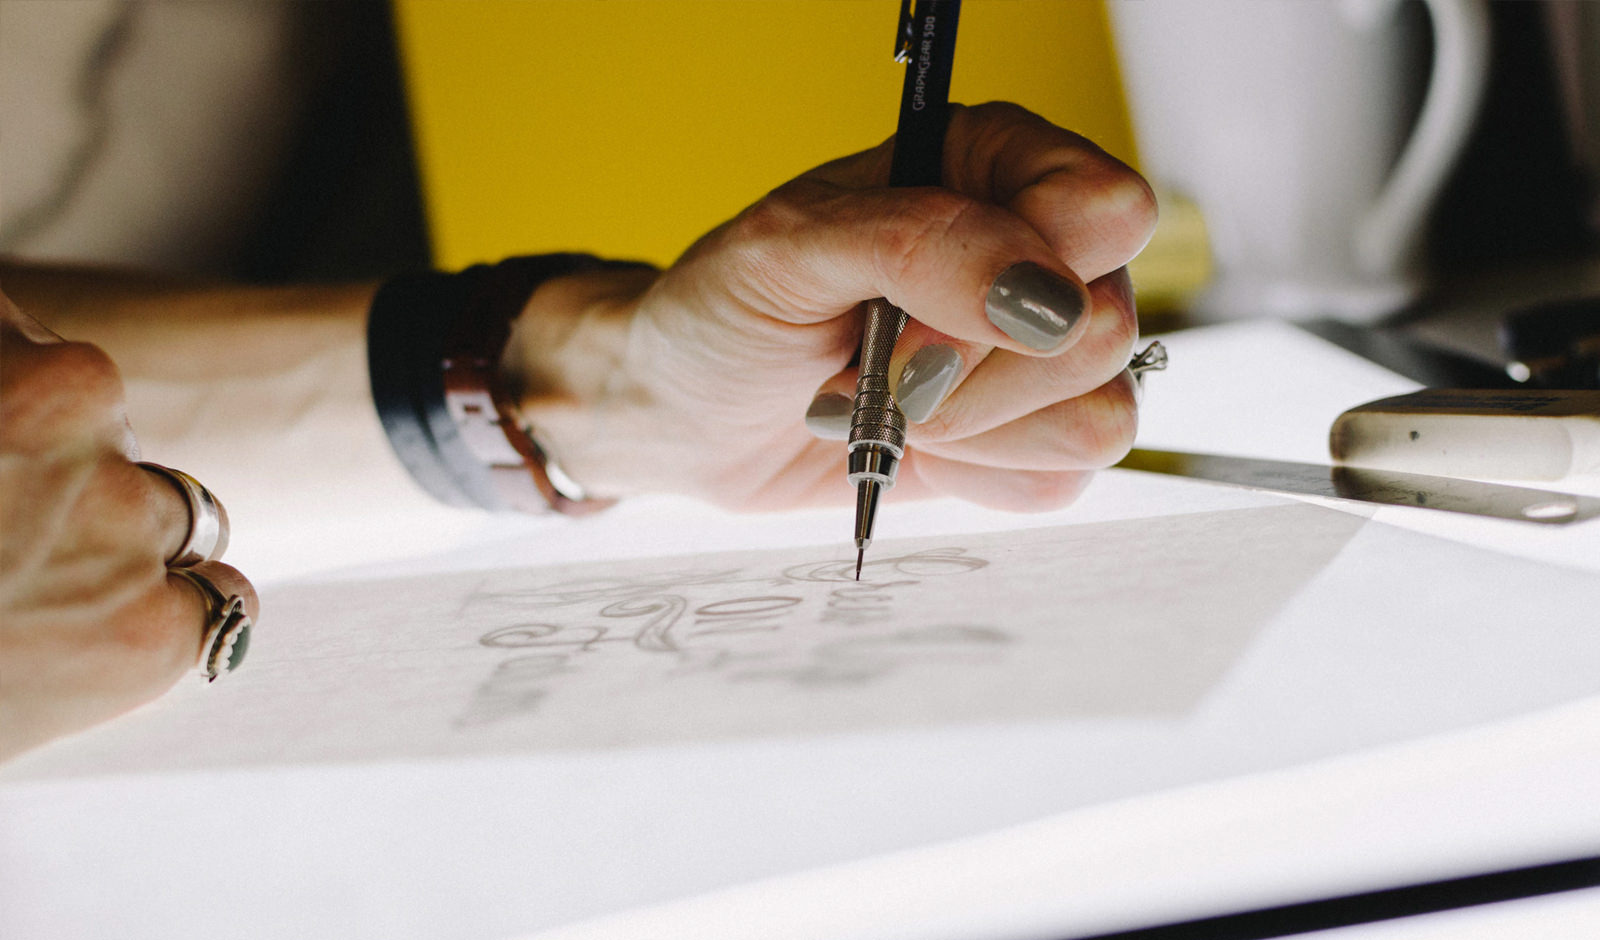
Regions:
[[456, 549, 990, 728], [1, 506, 1373, 774], [728, 624, 1010, 687], [455, 653, 571, 728]]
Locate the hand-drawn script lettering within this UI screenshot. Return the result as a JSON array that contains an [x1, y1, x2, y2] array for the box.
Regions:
[[457, 549, 997, 728]]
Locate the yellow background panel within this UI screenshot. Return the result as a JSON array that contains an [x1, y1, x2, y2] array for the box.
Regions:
[[394, 0, 1136, 270]]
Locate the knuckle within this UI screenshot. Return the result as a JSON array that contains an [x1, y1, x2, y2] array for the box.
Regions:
[[89, 453, 150, 513], [732, 182, 813, 243], [1095, 284, 1140, 362], [1073, 379, 1139, 467], [720, 180, 837, 299], [113, 601, 185, 658], [102, 571, 196, 683], [1095, 173, 1160, 248], [873, 189, 982, 285], [105, 458, 167, 546], [1020, 164, 1158, 276], [11, 341, 127, 433], [1061, 275, 1137, 388], [52, 341, 123, 401], [69, 464, 170, 596], [1010, 471, 1086, 511], [909, 387, 977, 443], [966, 100, 1031, 122], [960, 100, 1045, 141], [194, 561, 260, 621], [1037, 171, 1158, 273]]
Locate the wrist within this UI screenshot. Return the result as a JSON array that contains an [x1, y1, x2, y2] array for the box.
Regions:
[[367, 255, 649, 514], [498, 264, 658, 499]]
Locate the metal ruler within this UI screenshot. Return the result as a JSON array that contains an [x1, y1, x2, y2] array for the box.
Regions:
[[1117, 449, 1600, 525]]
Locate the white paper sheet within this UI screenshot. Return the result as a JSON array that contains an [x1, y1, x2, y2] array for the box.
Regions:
[[3, 505, 1358, 776]]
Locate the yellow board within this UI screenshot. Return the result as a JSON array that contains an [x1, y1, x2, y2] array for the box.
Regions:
[[394, 0, 1138, 270]]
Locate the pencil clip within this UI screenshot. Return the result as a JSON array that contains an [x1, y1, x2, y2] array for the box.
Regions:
[[894, 0, 915, 62]]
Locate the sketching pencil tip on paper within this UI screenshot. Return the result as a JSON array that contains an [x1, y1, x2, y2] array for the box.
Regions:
[[852, 479, 881, 581]]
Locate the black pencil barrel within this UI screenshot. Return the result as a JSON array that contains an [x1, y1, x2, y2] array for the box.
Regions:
[[889, 0, 960, 189]]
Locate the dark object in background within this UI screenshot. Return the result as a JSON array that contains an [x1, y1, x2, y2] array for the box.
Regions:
[[1500, 295, 1600, 389], [1299, 318, 1518, 388], [1428, 2, 1595, 270], [233, 1, 430, 284]]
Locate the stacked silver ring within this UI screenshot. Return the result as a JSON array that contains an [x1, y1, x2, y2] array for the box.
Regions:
[[137, 461, 250, 682], [138, 463, 229, 566]]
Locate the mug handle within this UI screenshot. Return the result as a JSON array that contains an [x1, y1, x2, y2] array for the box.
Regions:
[[1352, 0, 1490, 278]]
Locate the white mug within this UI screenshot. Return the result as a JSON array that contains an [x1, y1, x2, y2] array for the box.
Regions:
[[1110, 0, 1490, 321], [1547, 0, 1600, 234]]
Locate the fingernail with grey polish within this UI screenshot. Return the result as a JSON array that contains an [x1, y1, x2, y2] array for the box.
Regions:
[[804, 393, 853, 440], [896, 345, 963, 423], [986, 261, 1086, 351]]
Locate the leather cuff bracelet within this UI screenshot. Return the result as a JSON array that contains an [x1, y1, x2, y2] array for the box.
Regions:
[[368, 254, 625, 515]]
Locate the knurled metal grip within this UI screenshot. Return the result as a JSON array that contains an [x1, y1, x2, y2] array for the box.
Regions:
[[849, 298, 909, 486]]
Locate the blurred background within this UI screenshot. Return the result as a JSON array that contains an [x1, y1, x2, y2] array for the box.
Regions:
[[3, 0, 1596, 334]]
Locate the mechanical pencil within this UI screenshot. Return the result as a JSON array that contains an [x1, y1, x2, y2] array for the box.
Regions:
[[849, 0, 961, 580]]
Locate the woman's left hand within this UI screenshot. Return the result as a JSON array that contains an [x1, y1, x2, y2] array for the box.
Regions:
[[0, 284, 260, 759]]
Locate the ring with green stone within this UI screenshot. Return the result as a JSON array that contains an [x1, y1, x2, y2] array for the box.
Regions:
[[170, 567, 252, 682]]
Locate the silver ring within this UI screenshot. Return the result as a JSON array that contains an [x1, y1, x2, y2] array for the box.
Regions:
[[170, 567, 252, 683], [1128, 340, 1168, 378], [138, 462, 229, 567]]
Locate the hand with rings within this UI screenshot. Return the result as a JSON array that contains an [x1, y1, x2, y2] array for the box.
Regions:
[[0, 286, 259, 760]]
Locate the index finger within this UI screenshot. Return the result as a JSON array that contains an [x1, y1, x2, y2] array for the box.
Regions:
[[804, 102, 1158, 284], [704, 179, 1092, 356]]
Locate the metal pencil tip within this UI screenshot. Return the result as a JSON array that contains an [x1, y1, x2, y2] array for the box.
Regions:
[[855, 549, 864, 581]]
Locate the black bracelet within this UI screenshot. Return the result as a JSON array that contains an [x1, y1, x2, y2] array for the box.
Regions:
[[366, 254, 611, 512]]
